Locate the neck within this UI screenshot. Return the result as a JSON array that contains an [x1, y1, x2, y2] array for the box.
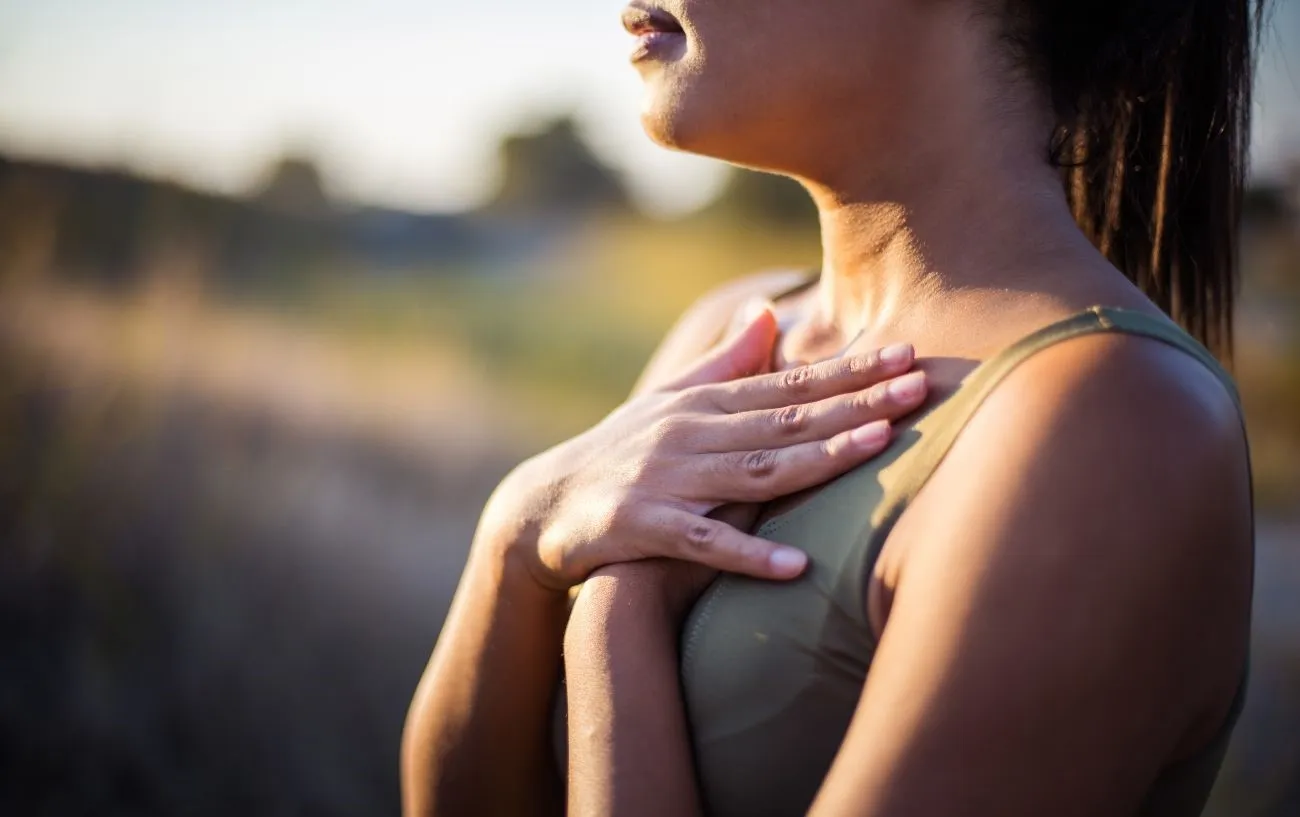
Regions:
[[778, 11, 1107, 345], [800, 145, 1098, 345]]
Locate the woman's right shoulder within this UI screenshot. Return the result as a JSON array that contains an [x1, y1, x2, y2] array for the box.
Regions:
[[632, 269, 813, 395]]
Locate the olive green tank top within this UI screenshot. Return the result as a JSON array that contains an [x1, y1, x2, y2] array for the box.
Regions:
[[679, 304, 1250, 817]]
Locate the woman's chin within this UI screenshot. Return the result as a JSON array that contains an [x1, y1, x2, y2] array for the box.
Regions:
[[636, 73, 780, 166], [638, 92, 717, 155], [639, 106, 687, 152]]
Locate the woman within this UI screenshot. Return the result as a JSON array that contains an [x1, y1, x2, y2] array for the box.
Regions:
[[403, 0, 1264, 815]]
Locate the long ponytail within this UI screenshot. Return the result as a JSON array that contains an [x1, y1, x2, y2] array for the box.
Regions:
[[1012, 0, 1268, 358]]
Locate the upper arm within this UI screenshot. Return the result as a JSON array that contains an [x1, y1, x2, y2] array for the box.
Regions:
[[810, 334, 1253, 817], [631, 269, 810, 397]]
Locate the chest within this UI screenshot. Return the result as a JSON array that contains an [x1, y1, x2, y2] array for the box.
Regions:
[[678, 456, 895, 816]]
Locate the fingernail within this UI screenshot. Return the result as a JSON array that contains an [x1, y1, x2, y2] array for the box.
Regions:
[[850, 420, 891, 447], [769, 547, 808, 576], [880, 343, 913, 366], [887, 370, 927, 402]]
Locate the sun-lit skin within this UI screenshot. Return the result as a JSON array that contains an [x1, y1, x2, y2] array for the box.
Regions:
[[628, 0, 955, 174], [621, 0, 1145, 367], [403, 2, 1256, 815]]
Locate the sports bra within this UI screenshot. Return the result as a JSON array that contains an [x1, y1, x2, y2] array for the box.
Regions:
[[678, 298, 1251, 817]]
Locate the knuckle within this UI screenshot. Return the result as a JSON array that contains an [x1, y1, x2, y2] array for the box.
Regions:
[[678, 384, 724, 414], [865, 348, 884, 371], [850, 388, 880, 414], [777, 365, 815, 396], [844, 351, 877, 377], [867, 383, 891, 410], [840, 355, 865, 378], [675, 385, 709, 409], [649, 415, 690, 448], [771, 404, 807, 435], [819, 436, 843, 460], [739, 448, 779, 481], [682, 518, 719, 552]]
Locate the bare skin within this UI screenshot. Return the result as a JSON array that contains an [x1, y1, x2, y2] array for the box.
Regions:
[[562, 0, 1254, 815], [399, 295, 932, 817]]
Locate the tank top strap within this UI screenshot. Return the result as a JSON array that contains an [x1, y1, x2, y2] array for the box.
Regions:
[[874, 306, 1243, 533]]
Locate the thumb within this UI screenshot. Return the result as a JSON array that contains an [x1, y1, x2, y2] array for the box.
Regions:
[[666, 299, 779, 390]]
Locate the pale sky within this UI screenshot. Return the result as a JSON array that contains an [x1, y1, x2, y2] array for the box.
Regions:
[[0, 0, 1296, 215]]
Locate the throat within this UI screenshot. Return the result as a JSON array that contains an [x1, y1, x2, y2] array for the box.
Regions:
[[774, 307, 873, 370]]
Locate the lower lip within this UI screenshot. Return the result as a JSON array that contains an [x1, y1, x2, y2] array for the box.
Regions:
[[630, 31, 685, 63]]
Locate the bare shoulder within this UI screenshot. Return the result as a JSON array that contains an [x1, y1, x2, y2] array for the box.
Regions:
[[889, 328, 1252, 753], [817, 329, 1254, 816], [632, 268, 812, 395], [921, 326, 1253, 621], [967, 328, 1250, 524]]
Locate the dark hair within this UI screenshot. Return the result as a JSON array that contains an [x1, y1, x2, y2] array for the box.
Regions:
[[1008, 0, 1268, 358]]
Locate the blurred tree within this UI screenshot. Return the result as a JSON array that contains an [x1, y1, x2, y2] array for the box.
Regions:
[[255, 155, 334, 220], [703, 168, 818, 231], [230, 155, 341, 286], [488, 117, 630, 217]]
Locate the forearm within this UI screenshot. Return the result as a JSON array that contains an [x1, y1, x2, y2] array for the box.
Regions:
[[564, 572, 704, 817], [402, 537, 568, 817]]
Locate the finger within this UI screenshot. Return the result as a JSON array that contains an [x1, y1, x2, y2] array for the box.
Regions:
[[702, 419, 895, 504], [640, 506, 809, 581], [663, 301, 778, 391], [702, 369, 928, 450], [698, 343, 916, 413]]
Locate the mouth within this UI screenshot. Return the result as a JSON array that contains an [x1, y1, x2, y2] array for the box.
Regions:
[[621, 4, 684, 36], [621, 3, 687, 63]]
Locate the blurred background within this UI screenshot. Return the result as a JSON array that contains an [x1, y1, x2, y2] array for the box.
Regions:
[[0, 1, 1296, 815]]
